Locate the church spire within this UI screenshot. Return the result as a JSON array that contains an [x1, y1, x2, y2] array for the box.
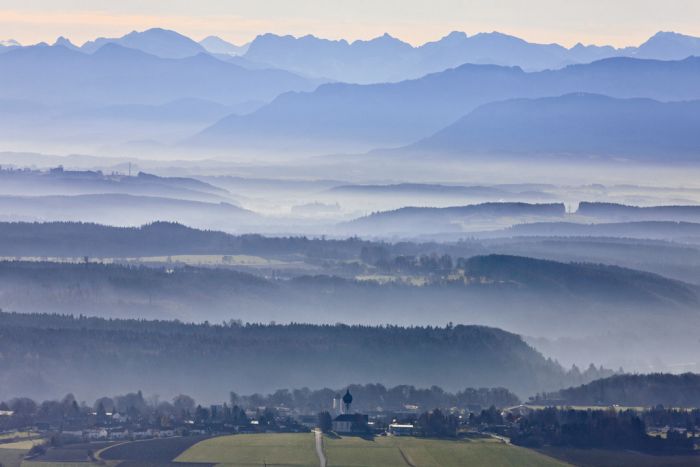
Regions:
[[342, 389, 353, 413]]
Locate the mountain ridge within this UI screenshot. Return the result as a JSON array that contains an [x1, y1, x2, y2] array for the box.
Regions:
[[407, 93, 700, 160], [195, 56, 700, 153]]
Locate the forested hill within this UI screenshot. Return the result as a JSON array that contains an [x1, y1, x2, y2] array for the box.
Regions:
[[0, 221, 369, 258], [0, 311, 593, 401], [342, 203, 566, 235], [533, 373, 700, 407], [464, 255, 699, 306], [0, 257, 696, 325], [578, 202, 700, 222]]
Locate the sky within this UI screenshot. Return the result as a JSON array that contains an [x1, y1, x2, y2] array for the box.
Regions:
[[1, 0, 700, 47]]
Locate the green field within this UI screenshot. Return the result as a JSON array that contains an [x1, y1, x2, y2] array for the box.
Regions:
[[175, 433, 318, 466], [322, 436, 568, 467], [175, 433, 568, 467]]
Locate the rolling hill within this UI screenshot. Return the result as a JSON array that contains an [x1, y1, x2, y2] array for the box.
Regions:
[[342, 202, 567, 235], [578, 202, 700, 222], [0, 168, 230, 202], [501, 221, 700, 241], [536, 373, 700, 407], [0, 194, 256, 231], [463, 254, 698, 306]]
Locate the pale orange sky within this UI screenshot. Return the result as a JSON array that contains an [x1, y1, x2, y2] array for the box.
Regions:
[[2, 0, 700, 47]]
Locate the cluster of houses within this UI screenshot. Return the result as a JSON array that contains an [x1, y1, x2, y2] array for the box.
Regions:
[[4, 390, 526, 443]]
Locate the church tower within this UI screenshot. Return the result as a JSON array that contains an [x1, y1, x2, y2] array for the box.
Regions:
[[342, 389, 353, 414]]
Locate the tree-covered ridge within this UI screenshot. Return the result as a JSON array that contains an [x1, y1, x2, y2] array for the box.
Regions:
[[0, 311, 611, 401], [533, 373, 700, 407], [462, 255, 698, 305], [511, 407, 698, 453], [0, 221, 370, 258]]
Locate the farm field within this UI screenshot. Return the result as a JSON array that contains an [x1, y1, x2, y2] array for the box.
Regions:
[[98, 436, 210, 464], [539, 447, 700, 467], [175, 433, 317, 466], [0, 432, 36, 441], [173, 433, 567, 467], [0, 440, 43, 450], [322, 435, 568, 467], [21, 434, 700, 467]]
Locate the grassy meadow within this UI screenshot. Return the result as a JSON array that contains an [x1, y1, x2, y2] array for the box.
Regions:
[[175, 433, 318, 466], [173, 433, 568, 467], [322, 435, 568, 467]]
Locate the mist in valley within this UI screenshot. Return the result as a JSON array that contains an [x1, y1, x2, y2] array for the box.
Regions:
[[1, 22, 700, 427]]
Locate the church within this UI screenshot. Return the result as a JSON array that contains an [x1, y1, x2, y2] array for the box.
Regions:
[[332, 389, 368, 434]]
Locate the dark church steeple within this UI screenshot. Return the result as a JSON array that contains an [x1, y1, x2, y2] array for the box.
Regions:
[[342, 389, 353, 413]]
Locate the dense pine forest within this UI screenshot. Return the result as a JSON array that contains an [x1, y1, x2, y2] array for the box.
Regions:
[[533, 373, 700, 407], [0, 311, 613, 402]]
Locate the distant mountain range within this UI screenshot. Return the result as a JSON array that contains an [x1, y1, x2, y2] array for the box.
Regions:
[[242, 30, 700, 83], [199, 36, 250, 56], [0, 39, 20, 49], [8, 28, 700, 83], [0, 42, 320, 107], [195, 56, 700, 153], [4, 27, 700, 159], [408, 94, 700, 160], [80, 28, 207, 58]]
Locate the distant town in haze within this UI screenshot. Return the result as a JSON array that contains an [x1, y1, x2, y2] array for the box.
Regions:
[[1, 1, 700, 465]]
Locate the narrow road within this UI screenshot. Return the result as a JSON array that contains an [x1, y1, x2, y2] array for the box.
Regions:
[[398, 447, 417, 467], [314, 429, 327, 467]]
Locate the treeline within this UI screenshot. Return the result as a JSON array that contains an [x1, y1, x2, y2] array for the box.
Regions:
[[0, 311, 601, 401], [0, 221, 372, 259], [0, 384, 521, 433], [359, 252, 697, 305], [511, 407, 699, 453], [230, 384, 520, 413], [0, 391, 256, 434], [532, 373, 700, 407]]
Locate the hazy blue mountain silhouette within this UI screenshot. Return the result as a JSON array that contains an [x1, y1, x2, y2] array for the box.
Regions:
[[199, 36, 250, 56], [245, 32, 414, 82], [195, 57, 700, 152], [0, 43, 321, 106], [0, 39, 21, 55], [242, 30, 700, 83], [633, 31, 700, 60], [81, 27, 206, 58], [410, 94, 700, 160], [52, 36, 81, 51]]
